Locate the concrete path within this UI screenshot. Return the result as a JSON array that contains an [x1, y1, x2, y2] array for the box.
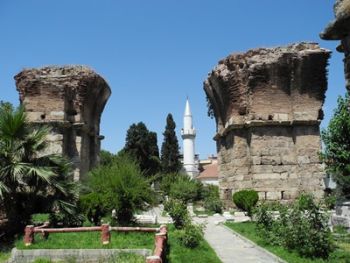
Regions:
[[194, 216, 282, 263]]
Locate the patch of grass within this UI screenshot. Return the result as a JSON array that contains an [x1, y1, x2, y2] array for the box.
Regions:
[[31, 213, 50, 223], [225, 222, 350, 263], [31, 253, 145, 263], [0, 250, 11, 263], [167, 225, 221, 263], [15, 231, 154, 250], [0, 242, 12, 263]]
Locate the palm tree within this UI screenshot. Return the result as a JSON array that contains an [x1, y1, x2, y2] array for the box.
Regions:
[[0, 106, 79, 233]]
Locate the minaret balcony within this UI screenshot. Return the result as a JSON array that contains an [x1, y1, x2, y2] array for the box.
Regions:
[[181, 128, 196, 136]]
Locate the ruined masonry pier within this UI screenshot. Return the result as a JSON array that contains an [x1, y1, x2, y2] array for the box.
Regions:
[[15, 66, 111, 180], [204, 43, 330, 204]]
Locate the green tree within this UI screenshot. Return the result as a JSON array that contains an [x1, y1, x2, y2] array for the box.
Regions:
[[99, 149, 116, 167], [0, 105, 79, 233], [322, 94, 350, 200], [81, 154, 156, 225], [123, 122, 160, 176], [160, 114, 181, 173]]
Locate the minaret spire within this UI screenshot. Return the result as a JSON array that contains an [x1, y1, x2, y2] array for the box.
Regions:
[[181, 98, 198, 178]]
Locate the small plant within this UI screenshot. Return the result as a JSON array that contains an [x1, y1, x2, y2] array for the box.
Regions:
[[164, 199, 189, 229], [177, 223, 204, 248], [232, 189, 259, 216], [323, 194, 337, 210]]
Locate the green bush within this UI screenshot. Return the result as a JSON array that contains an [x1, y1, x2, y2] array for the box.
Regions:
[[164, 199, 189, 229], [201, 185, 220, 200], [177, 223, 204, 248], [82, 154, 156, 225], [202, 185, 222, 213], [79, 192, 106, 225], [204, 197, 223, 214], [232, 189, 259, 216], [253, 195, 335, 259], [159, 172, 181, 195], [169, 176, 202, 203]]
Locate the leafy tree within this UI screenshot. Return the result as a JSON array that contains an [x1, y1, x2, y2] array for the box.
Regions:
[[123, 122, 160, 176], [81, 154, 156, 225], [99, 149, 116, 167], [322, 94, 350, 200], [0, 105, 79, 233], [160, 114, 182, 173]]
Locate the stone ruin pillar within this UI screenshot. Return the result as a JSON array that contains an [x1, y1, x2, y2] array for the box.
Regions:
[[321, 0, 350, 96], [204, 43, 330, 205], [15, 66, 111, 180]]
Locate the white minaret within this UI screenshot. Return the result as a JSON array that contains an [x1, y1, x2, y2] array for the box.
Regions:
[[181, 98, 199, 178]]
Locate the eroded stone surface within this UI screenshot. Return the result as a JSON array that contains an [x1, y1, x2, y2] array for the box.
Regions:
[[321, 0, 350, 94], [15, 66, 111, 180], [204, 43, 330, 205]]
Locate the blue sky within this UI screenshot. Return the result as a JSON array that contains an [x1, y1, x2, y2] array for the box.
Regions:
[[0, 0, 346, 158]]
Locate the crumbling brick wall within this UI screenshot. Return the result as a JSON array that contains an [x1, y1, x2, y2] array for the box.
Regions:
[[204, 43, 330, 204], [15, 66, 111, 180]]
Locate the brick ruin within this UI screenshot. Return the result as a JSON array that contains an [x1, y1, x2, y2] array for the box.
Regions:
[[321, 0, 350, 96], [204, 43, 331, 204], [15, 66, 111, 180]]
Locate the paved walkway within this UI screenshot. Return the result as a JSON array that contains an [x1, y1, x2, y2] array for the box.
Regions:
[[194, 216, 281, 263]]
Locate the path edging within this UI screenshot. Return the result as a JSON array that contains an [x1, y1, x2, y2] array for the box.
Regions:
[[221, 223, 287, 263]]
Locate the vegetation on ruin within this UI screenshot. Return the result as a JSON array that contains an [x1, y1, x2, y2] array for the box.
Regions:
[[0, 104, 79, 234], [79, 154, 156, 225], [122, 122, 161, 176], [160, 113, 182, 173], [322, 94, 350, 200]]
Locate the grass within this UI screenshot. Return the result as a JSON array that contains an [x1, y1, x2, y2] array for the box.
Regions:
[[0, 241, 12, 263], [166, 225, 221, 263], [6, 224, 222, 263], [15, 231, 154, 250], [31, 213, 50, 223], [225, 222, 350, 263], [31, 253, 146, 263]]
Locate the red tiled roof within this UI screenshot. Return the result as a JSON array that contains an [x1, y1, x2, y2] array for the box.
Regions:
[[197, 162, 218, 179]]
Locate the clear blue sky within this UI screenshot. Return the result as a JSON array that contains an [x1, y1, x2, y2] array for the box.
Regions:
[[0, 0, 346, 158]]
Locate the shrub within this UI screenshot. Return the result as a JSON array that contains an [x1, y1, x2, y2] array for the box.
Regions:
[[232, 189, 259, 216], [253, 195, 335, 259], [204, 197, 223, 214], [159, 172, 181, 195], [79, 192, 107, 225], [164, 199, 189, 229], [177, 223, 204, 248], [169, 176, 202, 203], [202, 185, 222, 213], [323, 194, 337, 210], [82, 154, 156, 225], [201, 185, 220, 200]]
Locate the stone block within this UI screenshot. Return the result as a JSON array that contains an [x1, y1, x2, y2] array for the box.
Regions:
[[251, 165, 273, 174], [261, 156, 281, 165], [251, 156, 261, 165]]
